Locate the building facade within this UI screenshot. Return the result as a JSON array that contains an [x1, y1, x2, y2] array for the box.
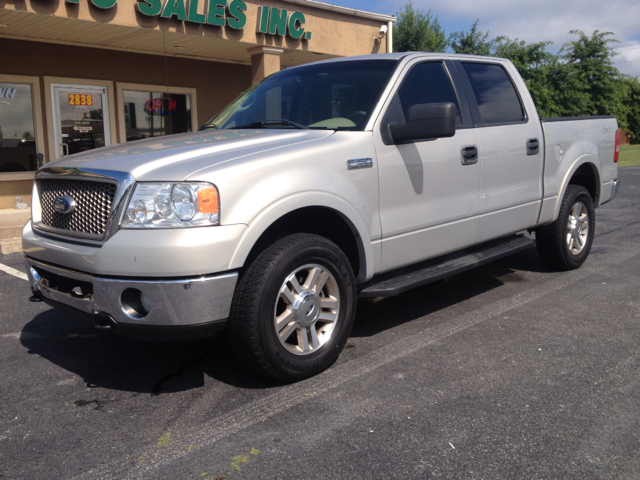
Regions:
[[0, 0, 395, 208]]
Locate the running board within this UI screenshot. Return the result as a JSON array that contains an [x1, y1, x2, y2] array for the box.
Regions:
[[358, 234, 534, 298]]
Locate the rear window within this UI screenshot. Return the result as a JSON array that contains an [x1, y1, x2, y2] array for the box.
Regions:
[[461, 63, 525, 124]]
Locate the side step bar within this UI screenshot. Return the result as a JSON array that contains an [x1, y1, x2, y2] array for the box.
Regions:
[[358, 234, 534, 298]]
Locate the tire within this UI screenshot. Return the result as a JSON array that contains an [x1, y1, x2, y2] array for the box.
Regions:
[[535, 185, 595, 270], [227, 233, 357, 382]]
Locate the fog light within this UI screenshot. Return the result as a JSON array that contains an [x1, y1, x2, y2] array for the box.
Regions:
[[121, 288, 150, 319]]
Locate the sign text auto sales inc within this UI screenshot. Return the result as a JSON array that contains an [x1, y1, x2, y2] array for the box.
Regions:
[[65, 0, 313, 40]]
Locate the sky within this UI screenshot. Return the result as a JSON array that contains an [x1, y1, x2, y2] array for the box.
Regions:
[[334, 0, 640, 79]]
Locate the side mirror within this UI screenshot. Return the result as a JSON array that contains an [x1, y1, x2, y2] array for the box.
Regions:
[[389, 102, 456, 144]]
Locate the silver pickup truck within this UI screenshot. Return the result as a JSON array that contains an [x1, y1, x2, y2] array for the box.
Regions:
[[23, 53, 620, 381]]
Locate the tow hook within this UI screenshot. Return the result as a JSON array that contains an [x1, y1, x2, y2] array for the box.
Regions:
[[29, 289, 43, 303]]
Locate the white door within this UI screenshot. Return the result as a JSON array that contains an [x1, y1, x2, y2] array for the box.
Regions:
[[456, 62, 544, 242], [374, 60, 481, 273], [51, 84, 111, 159]]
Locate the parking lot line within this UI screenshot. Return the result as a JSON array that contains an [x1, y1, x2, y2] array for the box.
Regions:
[[0, 262, 27, 282]]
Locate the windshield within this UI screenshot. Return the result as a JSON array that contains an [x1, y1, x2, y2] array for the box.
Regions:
[[206, 59, 398, 131]]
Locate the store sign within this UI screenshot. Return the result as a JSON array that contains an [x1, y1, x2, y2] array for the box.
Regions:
[[66, 0, 118, 8], [136, 0, 248, 29], [144, 98, 178, 115], [257, 6, 311, 40], [68, 94, 94, 106], [64, 0, 312, 40]]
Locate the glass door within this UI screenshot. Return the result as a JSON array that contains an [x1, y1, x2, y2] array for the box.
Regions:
[[52, 84, 111, 159]]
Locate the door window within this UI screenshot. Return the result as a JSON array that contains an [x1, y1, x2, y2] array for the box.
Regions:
[[123, 91, 192, 141], [397, 62, 461, 124], [461, 63, 525, 124], [0, 83, 38, 172], [52, 85, 111, 158]]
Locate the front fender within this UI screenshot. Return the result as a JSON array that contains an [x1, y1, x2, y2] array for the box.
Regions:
[[227, 192, 375, 283]]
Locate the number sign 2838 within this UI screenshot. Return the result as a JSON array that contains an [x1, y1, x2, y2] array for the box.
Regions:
[[68, 94, 94, 106]]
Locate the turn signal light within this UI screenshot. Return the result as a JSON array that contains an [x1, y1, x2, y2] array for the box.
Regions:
[[198, 187, 219, 214]]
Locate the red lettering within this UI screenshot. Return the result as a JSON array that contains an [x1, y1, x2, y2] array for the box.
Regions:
[[169, 99, 177, 112]]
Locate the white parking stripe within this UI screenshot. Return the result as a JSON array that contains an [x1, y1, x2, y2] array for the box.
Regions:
[[0, 263, 28, 281]]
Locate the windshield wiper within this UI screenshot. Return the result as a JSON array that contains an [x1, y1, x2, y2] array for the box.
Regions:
[[231, 119, 309, 130]]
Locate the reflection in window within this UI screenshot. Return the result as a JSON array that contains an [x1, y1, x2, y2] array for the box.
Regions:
[[461, 63, 524, 124], [0, 83, 37, 172], [123, 91, 192, 141], [398, 62, 461, 125]]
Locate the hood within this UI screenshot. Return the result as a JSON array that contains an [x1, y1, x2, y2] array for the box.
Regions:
[[45, 129, 334, 181]]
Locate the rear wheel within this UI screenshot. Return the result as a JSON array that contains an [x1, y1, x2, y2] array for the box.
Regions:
[[535, 185, 595, 270], [227, 233, 356, 382]]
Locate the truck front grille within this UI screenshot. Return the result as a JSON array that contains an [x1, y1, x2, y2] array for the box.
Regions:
[[40, 179, 117, 237]]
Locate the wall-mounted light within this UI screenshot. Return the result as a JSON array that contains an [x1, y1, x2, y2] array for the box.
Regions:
[[374, 25, 387, 45]]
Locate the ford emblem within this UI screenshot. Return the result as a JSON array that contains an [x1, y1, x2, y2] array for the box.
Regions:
[[53, 196, 77, 214]]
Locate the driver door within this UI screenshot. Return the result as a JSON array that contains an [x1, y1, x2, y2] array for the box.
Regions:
[[374, 60, 481, 272]]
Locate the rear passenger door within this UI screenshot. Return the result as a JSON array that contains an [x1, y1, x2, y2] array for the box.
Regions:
[[454, 61, 544, 242], [374, 59, 481, 273]]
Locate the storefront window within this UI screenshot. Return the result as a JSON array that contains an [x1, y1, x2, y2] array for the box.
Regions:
[[0, 83, 37, 172], [57, 90, 106, 155], [123, 91, 192, 141]]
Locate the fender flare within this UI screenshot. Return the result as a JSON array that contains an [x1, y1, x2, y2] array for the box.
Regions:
[[551, 154, 601, 222], [227, 192, 376, 283]]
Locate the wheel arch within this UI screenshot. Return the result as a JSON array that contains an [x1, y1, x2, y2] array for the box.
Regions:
[[552, 155, 601, 222], [228, 194, 374, 283]]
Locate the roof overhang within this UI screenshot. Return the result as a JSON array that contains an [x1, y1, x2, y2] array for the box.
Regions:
[[282, 0, 396, 23]]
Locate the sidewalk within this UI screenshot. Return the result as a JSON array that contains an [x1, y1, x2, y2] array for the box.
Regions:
[[0, 209, 30, 255]]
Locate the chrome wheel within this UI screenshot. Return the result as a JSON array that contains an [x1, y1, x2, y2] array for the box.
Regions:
[[566, 201, 589, 255], [274, 263, 340, 356]]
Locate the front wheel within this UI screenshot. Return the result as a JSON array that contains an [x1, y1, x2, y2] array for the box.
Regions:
[[535, 185, 595, 270], [227, 234, 356, 382]]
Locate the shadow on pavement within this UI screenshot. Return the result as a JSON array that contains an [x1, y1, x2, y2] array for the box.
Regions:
[[351, 246, 547, 338], [20, 309, 281, 394], [20, 246, 547, 394]]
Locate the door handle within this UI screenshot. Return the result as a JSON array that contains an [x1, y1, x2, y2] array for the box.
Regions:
[[61, 142, 69, 156], [527, 138, 540, 155], [461, 145, 478, 165]]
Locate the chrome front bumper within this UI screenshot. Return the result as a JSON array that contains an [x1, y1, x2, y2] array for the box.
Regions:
[[25, 256, 238, 330]]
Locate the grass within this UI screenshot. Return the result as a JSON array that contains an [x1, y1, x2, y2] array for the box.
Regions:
[[618, 145, 640, 167]]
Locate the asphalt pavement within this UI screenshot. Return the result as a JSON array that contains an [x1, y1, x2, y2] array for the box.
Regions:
[[1, 167, 639, 479]]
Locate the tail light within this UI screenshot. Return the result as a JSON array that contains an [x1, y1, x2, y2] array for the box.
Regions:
[[614, 129, 620, 163]]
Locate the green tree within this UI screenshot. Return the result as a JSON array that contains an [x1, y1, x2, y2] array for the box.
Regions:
[[393, 2, 447, 53], [493, 38, 561, 117], [615, 76, 640, 143], [449, 20, 496, 56], [560, 30, 620, 116]]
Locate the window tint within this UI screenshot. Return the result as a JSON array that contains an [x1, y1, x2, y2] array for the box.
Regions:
[[397, 62, 461, 125], [461, 63, 524, 124]]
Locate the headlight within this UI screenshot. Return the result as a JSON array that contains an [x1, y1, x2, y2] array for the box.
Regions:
[[122, 182, 220, 228]]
